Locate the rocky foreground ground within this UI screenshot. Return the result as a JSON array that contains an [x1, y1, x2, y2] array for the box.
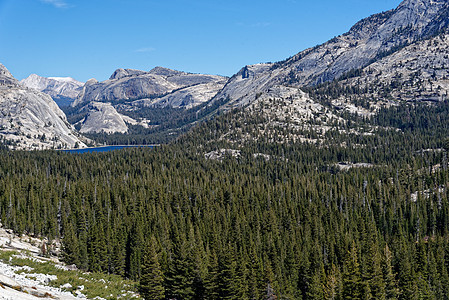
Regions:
[[0, 226, 138, 300]]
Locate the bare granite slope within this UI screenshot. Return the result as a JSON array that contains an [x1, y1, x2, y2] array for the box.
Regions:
[[0, 64, 87, 150], [20, 74, 84, 105], [214, 0, 449, 107], [73, 67, 227, 108]]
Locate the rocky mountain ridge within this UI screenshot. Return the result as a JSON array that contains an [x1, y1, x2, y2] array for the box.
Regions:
[[67, 67, 228, 135], [20, 74, 84, 107], [305, 32, 449, 114], [56, 0, 449, 142], [184, 0, 449, 147], [214, 0, 449, 108], [0, 64, 87, 150], [4, 0, 449, 146], [73, 67, 227, 108]]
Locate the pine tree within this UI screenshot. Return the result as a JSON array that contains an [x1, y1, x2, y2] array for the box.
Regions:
[[364, 241, 386, 300], [324, 263, 341, 300], [126, 219, 144, 280], [397, 244, 419, 300], [264, 261, 278, 300], [343, 241, 362, 300], [139, 236, 165, 300], [165, 237, 195, 300], [204, 249, 220, 300], [61, 221, 79, 266], [217, 246, 239, 300], [383, 244, 399, 300], [307, 265, 325, 300]]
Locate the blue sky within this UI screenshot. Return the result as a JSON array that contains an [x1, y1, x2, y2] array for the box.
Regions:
[[0, 0, 402, 82]]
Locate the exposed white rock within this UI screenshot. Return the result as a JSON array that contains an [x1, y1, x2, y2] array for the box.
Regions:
[[119, 114, 151, 129], [332, 33, 449, 105], [210, 86, 350, 145], [21, 74, 84, 106], [0, 230, 76, 300], [215, 64, 278, 109], [61, 283, 73, 289], [214, 0, 449, 106], [73, 67, 227, 108], [253, 153, 271, 161], [0, 64, 18, 87], [79, 102, 128, 134], [334, 162, 375, 171], [126, 79, 227, 109], [205, 149, 241, 160], [109, 68, 147, 80], [0, 64, 87, 150]]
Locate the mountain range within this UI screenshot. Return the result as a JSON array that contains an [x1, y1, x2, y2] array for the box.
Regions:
[[20, 74, 84, 107], [1, 0, 449, 148], [0, 64, 86, 150], [214, 0, 449, 108]]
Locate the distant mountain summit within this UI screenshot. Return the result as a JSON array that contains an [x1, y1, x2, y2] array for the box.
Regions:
[[9, 0, 449, 146], [109, 68, 147, 80], [215, 0, 449, 107], [73, 67, 227, 108], [0, 63, 19, 87], [0, 64, 87, 150], [63, 0, 449, 143], [67, 67, 228, 135], [183, 0, 449, 147], [21, 74, 84, 107]]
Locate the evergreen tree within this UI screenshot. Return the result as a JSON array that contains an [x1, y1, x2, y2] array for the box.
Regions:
[[364, 241, 386, 300], [139, 236, 165, 300], [343, 242, 362, 300], [307, 265, 325, 299], [383, 244, 399, 300], [324, 263, 341, 300], [61, 221, 79, 266], [165, 237, 195, 300], [217, 246, 240, 300], [204, 250, 220, 300]]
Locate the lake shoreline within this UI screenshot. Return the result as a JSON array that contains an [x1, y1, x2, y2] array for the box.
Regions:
[[61, 144, 156, 153]]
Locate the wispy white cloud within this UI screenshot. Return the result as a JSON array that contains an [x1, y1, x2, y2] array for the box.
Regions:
[[41, 0, 69, 9], [135, 47, 156, 53]]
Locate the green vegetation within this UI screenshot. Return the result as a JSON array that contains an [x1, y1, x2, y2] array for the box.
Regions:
[[63, 97, 228, 145], [0, 250, 138, 299], [1, 101, 449, 299]]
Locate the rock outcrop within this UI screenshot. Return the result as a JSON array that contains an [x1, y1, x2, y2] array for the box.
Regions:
[[78, 102, 128, 134], [214, 0, 449, 107], [0, 63, 86, 150], [73, 67, 227, 108], [21, 74, 84, 106]]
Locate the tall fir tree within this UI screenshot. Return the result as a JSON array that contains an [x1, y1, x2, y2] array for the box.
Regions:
[[343, 241, 363, 300], [383, 244, 399, 300], [139, 236, 165, 300], [165, 237, 195, 300]]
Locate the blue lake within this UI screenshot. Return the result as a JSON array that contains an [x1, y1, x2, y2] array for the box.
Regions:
[[62, 145, 154, 154]]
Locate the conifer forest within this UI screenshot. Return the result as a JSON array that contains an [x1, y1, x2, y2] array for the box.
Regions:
[[1, 101, 449, 299]]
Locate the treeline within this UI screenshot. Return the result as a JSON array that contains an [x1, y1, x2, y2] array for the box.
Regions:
[[0, 139, 448, 299], [63, 97, 229, 146], [1, 101, 449, 299]]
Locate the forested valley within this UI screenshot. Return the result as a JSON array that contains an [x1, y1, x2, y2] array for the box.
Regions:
[[1, 101, 449, 299]]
